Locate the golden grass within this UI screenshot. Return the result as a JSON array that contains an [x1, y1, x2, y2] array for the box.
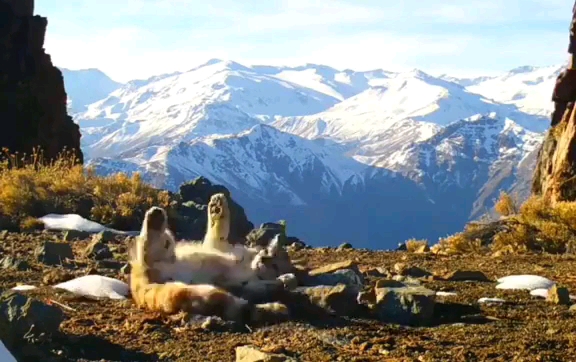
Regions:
[[494, 191, 518, 217], [404, 238, 429, 253], [431, 229, 483, 256], [0, 148, 176, 231], [433, 191, 576, 255], [19, 216, 45, 231]]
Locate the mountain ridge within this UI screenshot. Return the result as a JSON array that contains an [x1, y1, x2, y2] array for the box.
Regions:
[[61, 59, 557, 248]]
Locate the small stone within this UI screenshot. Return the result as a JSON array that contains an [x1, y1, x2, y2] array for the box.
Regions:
[[357, 288, 376, 305], [295, 284, 362, 316], [306, 260, 365, 287], [395, 243, 407, 251], [363, 268, 387, 277], [391, 275, 422, 285], [84, 267, 98, 275], [309, 260, 356, 276], [91, 231, 116, 243], [337, 242, 353, 250], [34, 241, 74, 266], [277, 273, 298, 290], [187, 315, 239, 332], [201, 317, 218, 330], [443, 270, 490, 282], [83, 239, 113, 260], [375, 279, 406, 288], [42, 269, 74, 285], [62, 230, 90, 241], [393, 263, 431, 278], [0, 256, 30, 271], [235, 345, 295, 362], [96, 260, 124, 270], [414, 244, 430, 253], [546, 285, 571, 305], [304, 268, 364, 288]]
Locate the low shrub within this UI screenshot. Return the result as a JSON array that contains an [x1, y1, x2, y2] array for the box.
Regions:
[[0, 148, 176, 231], [432, 192, 576, 255]]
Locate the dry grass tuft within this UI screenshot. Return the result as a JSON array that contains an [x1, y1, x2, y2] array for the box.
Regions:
[[19, 216, 45, 231], [494, 191, 518, 217], [434, 191, 576, 255], [432, 230, 483, 255], [0, 148, 176, 231], [404, 238, 429, 252]]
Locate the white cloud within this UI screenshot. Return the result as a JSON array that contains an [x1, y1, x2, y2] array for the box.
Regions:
[[39, 0, 571, 81], [423, 2, 506, 24], [286, 33, 468, 69]]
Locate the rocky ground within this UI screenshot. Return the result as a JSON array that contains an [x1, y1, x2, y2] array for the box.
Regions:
[[1, 231, 576, 362]]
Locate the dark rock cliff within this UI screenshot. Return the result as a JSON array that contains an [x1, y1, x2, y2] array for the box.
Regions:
[[532, 1, 576, 203], [0, 0, 83, 164]]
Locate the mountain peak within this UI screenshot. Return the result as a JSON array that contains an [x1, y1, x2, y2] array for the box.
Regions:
[[397, 68, 432, 79], [508, 65, 538, 74], [196, 58, 250, 72]]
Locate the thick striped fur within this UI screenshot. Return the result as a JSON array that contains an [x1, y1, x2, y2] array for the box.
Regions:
[[135, 202, 296, 296], [160, 234, 290, 287], [129, 205, 297, 323], [128, 258, 250, 321], [155, 241, 257, 286]]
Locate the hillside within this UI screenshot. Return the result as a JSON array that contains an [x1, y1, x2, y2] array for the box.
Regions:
[[1, 232, 575, 361]]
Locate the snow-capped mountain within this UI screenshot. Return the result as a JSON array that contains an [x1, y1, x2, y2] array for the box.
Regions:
[[376, 113, 544, 219], [442, 64, 563, 116], [78, 59, 381, 159], [65, 59, 557, 249], [60, 68, 123, 114], [273, 70, 548, 162], [88, 124, 448, 247]]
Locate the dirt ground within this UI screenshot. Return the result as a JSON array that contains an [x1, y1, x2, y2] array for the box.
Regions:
[[1, 231, 576, 362]]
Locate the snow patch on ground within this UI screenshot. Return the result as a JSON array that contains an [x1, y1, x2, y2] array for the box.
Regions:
[[53, 275, 130, 300], [495, 275, 555, 291], [39, 214, 139, 235]]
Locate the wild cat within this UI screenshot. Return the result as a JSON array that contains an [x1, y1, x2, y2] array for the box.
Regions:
[[128, 254, 250, 321]]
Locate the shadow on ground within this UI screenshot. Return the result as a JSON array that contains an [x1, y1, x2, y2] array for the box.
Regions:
[[10, 333, 160, 362], [432, 302, 491, 326]]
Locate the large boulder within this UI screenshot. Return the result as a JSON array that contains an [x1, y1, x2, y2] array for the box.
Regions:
[[246, 222, 286, 248], [0, 291, 64, 352], [532, 5, 576, 203], [358, 281, 436, 326], [0, 0, 83, 164], [175, 176, 253, 242]]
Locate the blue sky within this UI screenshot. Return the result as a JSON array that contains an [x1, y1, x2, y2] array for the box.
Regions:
[[37, 0, 572, 82]]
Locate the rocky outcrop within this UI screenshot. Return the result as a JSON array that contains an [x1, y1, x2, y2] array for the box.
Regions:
[[174, 176, 254, 241], [0, 0, 83, 164], [532, 2, 576, 202]]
